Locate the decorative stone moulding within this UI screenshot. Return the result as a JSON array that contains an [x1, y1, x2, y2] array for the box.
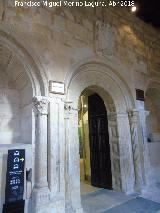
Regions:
[[64, 101, 78, 113], [33, 96, 49, 115]]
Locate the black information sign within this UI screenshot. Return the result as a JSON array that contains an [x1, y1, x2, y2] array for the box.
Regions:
[[3, 149, 25, 213]]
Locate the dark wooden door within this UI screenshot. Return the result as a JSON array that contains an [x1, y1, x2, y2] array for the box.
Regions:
[[88, 93, 112, 189]]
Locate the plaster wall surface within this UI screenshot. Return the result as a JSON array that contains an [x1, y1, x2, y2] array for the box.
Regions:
[[0, 71, 20, 144], [148, 143, 160, 167], [0, 68, 32, 144], [145, 88, 160, 142]]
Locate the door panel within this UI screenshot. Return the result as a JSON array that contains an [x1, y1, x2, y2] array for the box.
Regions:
[[88, 93, 112, 189]]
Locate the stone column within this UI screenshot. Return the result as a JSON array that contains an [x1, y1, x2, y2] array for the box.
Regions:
[[128, 110, 143, 192], [108, 113, 122, 192], [47, 95, 65, 212], [135, 100, 150, 185], [108, 112, 135, 194], [138, 110, 150, 185], [32, 96, 50, 213], [64, 102, 83, 213]]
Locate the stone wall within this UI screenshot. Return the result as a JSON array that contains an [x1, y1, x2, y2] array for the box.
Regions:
[[0, 2, 159, 93], [148, 143, 160, 167]]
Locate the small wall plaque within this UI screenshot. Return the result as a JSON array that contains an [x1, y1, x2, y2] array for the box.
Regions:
[[49, 81, 65, 95]]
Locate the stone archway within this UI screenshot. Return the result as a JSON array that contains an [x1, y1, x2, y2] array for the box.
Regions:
[[0, 31, 50, 213], [65, 62, 136, 213], [0, 29, 48, 96]]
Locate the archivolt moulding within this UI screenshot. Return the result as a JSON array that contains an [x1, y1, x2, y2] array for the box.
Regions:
[[0, 29, 48, 96], [67, 62, 135, 113]]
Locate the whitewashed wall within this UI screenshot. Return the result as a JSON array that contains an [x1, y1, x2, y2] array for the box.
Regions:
[[0, 72, 20, 144]]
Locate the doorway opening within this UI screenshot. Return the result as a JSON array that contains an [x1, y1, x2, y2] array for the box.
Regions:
[[78, 89, 112, 194]]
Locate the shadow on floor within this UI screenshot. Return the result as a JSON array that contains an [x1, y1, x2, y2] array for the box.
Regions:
[[82, 189, 160, 213], [81, 188, 136, 213], [102, 197, 160, 213]]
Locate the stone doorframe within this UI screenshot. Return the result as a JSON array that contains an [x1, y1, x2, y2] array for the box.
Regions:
[[65, 62, 136, 213]]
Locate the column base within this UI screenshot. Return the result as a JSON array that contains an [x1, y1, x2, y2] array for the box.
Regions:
[[75, 207, 85, 213], [65, 203, 84, 213], [32, 187, 51, 213], [134, 183, 145, 194]]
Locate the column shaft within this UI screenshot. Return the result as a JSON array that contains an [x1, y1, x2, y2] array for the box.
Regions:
[[32, 96, 50, 212], [128, 110, 143, 192], [35, 113, 48, 188]]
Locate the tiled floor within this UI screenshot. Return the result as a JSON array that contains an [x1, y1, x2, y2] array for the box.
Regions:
[[141, 166, 160, 203], [103, 197, 160, 213], [81, 188, 136, 213], [80, 181, 100, 195], [81, 182, 137, 213], [81, 166, 160, 213]]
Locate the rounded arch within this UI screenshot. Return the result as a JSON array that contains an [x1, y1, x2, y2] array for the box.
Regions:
[[144, 77, 160, 93], [67, 62, 135, 113], [0, 29, 48, 96], [0, 29, 49, 212], [79, 85, 116, 113], [65, 62, 136, 212]]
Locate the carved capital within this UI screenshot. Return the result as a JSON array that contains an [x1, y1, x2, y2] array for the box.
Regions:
[[33, 96, 49, 115], [128, 110, 139, 123], [108, 112, 117, 122], [64, 101, 78, 114]]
